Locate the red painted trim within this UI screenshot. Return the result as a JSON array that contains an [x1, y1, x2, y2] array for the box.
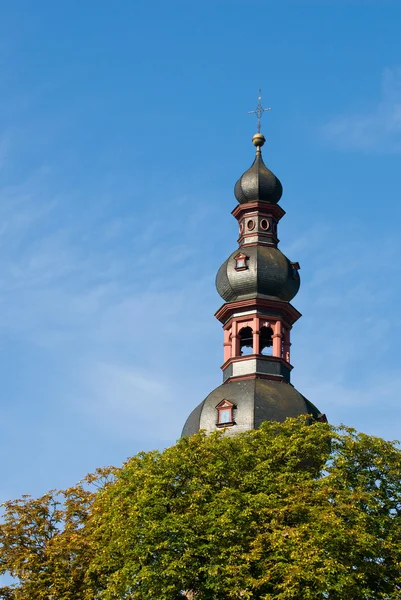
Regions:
[[223, 373, 289, 383]]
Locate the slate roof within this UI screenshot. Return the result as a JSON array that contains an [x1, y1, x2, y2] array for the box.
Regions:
[[182, 378, 322, 437]]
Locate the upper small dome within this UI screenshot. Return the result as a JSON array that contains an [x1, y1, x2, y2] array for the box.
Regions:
[[234, 134, 283, 205]]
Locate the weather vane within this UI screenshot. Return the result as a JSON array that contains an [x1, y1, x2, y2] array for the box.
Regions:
[[248, 89, 271, 133]]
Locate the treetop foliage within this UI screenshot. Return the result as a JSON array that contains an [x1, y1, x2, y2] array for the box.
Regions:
[[1, 417, 401, 599]]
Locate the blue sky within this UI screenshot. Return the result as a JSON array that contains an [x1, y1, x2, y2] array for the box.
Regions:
[[1, 0, 401, 501]]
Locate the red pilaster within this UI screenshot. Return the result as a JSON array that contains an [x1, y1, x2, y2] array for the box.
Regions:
[[252, 316, 260, 355], [283, 328, 291, 364], [273, 320, 282, 358], [231, 320, 239, 357], [223, 329, 231, 362]]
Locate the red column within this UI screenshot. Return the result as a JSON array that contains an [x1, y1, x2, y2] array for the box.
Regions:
[[252, 316, 260, 355], [283, 328, 291, 363], [273, 320, 282, 357], [231, 320, 239, 357]]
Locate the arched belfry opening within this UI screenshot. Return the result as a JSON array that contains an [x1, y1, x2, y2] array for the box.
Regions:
[[259, 326, 273, 356], [239, 326, 253, 355]]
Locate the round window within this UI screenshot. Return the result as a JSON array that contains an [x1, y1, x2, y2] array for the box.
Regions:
[[260, 219, 270, 231], [247, 219, 255, 231], [239, 222, 244, 234]]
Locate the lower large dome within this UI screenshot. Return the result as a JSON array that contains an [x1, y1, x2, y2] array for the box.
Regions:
[[182, 378, 321, 437]]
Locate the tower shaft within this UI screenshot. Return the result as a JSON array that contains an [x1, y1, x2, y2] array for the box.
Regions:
[[182, 124, 326, 438]]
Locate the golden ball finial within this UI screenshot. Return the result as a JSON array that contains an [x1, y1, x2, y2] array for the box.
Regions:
[[252, 133, 266, 148]]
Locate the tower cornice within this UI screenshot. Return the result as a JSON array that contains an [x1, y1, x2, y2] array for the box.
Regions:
[[232, 201, 286, 222], [215, 298, 302, 326]]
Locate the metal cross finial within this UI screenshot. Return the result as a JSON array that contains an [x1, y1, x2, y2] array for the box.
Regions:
[[248, 89, 271, 133]]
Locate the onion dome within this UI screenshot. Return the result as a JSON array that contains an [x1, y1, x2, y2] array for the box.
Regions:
[[234, 134, 283, 205], [216, 245, 300, 303]]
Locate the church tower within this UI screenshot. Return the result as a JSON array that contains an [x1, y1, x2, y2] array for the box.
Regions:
[[182, 98, 326, 436]]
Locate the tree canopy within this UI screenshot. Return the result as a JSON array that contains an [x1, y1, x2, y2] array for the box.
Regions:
[[1, 418, 401, 599]]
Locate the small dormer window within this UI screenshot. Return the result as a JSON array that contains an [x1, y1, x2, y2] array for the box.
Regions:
[[290, 261, 300, 280], [234, 253, 248, 271], [216, 399, 236, 427]]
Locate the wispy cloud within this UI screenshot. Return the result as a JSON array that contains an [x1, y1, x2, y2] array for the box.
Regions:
[[77, 362, 181, 443], [322, 68, 401, 153], [295, 369, 401, 442], [0, 140, 221, 460]]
